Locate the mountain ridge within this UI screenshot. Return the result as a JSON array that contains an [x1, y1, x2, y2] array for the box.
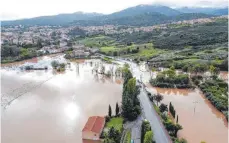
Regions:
[[1, 4, 227, 26]]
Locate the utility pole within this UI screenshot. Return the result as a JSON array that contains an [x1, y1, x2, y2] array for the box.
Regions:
[[193, 101, 198, 114]]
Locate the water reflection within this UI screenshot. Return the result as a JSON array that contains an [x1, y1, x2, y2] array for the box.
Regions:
[[65, 102, 80, 120], [1, 56, 122, 143]]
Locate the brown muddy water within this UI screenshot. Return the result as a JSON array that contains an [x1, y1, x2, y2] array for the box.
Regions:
[[1, 55, 122, 143], [146, 85, 228, 143]]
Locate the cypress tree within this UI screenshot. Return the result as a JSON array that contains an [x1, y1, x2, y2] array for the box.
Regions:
[[115, 102, 119, 116], [108, 104, 112, 117], [176, 115, 179, 124]]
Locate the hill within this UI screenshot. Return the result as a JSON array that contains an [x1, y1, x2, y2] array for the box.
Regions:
[[1, 12, 103, 26], [108, 5, 181, 18], [176, 7, 228, 15], [2, 4, 225, 26], [72, 13, 213, 26]]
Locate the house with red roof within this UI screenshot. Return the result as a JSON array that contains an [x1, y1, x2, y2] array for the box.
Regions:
[[82, 116, 105, 140]]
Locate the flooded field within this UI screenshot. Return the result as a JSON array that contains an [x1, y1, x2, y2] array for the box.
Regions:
[[146, 85, 228, 143], [1, 55, 122, 143]]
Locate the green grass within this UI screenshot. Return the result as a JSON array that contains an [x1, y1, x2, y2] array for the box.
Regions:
[[100, 46, 119, 53], [102, 57, 113, 63], [106, 117, 124, 132], [78, 35, 115, 48], [138, 48, 162, 58], [124, 130, 131, 143]]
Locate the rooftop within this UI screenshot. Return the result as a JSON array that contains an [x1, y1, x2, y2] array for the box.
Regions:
[[82, 116, 105, 134]]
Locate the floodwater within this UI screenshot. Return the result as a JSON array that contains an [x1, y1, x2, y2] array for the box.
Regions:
[[1, 55, 122, 143], [128, 61, 228, 143], [146, 85, 228, 143]]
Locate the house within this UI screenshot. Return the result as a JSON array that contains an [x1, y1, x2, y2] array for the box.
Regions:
[[82, 116, 105, 140], [74, 50, 90, 58]]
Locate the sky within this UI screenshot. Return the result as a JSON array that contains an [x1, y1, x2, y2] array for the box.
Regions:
[[0, 0, 228, 20]]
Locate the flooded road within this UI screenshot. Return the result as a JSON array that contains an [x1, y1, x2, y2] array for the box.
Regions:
[[146, 85, 228, 143], [1, 55, 122, 143]]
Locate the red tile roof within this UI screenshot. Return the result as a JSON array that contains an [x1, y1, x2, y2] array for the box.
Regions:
[[82, 116, 105, 134]]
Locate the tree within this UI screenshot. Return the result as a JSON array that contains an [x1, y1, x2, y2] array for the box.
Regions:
[[154, 94, 163, 106], [169, 102, 176, 118], [103, 138, 115, 143], [176, 115, 179, 124], [108, 104, 112, 117], [159, 103, 168, 113], [126, 78, 137, 97], [174, 124, 183, 137], [141, 121, 151, 143], [122, 76, 140, 121], [108, 127, 121, 143], [115, 102, 120, 116], [51, 60, 59, 69], [144, 131, 153, 143]]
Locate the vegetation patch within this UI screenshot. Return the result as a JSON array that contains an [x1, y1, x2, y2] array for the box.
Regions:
[[199, 78, 228, 120], [51, 60, 66, 72], [150, 66, 193, 88], [105, 117, 124, 132], [124, 130, 131, 143]]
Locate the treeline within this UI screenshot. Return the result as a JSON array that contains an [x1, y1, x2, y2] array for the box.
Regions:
[[121, 64, 141, 121], [1, 45, 38, 63]]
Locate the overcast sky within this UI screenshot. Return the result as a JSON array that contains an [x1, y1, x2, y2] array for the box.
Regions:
[[0, 0, 228, 20]]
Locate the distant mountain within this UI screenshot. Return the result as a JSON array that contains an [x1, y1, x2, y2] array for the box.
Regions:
[[213, 8, 228, 15], [72, 12, 213, 26], [1, 12, 103, 26], [2, 4, 221, 26], [109, 5, 182, 18], [176, 7, 228, 15]]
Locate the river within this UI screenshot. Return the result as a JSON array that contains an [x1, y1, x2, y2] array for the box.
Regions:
[[1, 55, 122, 143]]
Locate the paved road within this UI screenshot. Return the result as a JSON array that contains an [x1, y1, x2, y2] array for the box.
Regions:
[[126, 60, 172, 143], [139, 87, 172, 143], [123, 116, 142, 143]]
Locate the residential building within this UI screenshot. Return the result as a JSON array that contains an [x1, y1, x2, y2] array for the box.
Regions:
[[82, 116, 105, 140]]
